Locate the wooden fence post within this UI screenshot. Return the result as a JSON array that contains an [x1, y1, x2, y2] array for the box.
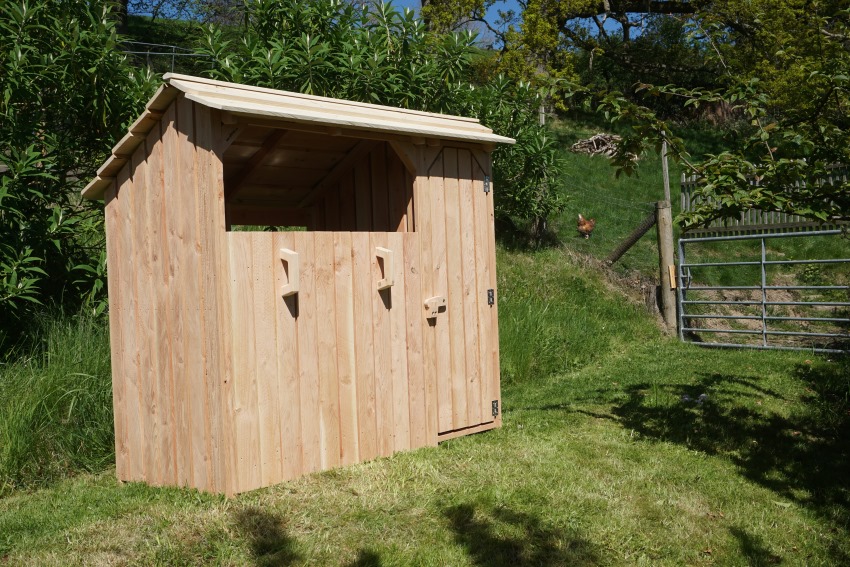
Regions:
[[656, 201, 677, 333]]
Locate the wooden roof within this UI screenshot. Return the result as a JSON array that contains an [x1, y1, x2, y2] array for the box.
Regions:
[[82, 74, 514, 200]]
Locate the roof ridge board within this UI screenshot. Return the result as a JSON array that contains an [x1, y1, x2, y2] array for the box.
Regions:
[[182, 88, 494, 137], [196, 95, 514, 144], [164, 73, 482, 125]]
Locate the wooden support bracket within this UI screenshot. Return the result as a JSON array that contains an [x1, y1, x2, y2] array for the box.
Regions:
[[424, 296, 446, 318], [280, 248, 299, 297], [376, 247, 394, 290]]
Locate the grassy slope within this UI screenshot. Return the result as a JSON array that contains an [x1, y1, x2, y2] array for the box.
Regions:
[[1, 247, 848, 566]]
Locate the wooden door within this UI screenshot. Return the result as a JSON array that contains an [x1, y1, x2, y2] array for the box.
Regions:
[[425, 147, 501, 438]]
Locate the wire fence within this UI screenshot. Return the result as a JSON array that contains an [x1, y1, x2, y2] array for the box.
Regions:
[[120, 40, 212, 74]]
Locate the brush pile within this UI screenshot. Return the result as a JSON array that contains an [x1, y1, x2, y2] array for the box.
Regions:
[[570, 133, 623, 158]]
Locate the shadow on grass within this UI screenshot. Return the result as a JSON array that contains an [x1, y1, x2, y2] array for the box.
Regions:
[[344, 549, 382, 566], [729, 526, 783, 565], [233, 506, 300, 566], [608, 360, 850, 562], [444, 503, 599, 566]]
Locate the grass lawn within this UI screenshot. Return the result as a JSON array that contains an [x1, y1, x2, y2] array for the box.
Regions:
[[2, 247, 847, 566]]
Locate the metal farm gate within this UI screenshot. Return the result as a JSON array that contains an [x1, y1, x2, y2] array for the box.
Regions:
[[677, 230, 850, 353]]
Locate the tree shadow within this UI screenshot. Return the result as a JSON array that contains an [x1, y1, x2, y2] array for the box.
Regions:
[[344, 549, 382, 567], [608, 360, 850, 562], [232, 506, 301, 566], [444, 502, 599, 566], [729, 526, 783, 565]]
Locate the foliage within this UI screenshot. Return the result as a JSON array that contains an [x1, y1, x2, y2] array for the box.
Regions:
[[0, 0, 157, 345], [198, 0, 565, 237], [0, 314, 113, 495]]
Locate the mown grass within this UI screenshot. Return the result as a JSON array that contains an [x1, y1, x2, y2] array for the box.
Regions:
[[1, 248, 848, 566]]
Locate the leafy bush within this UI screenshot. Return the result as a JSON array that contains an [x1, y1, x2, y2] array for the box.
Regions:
[[0, 0, 157, 347]]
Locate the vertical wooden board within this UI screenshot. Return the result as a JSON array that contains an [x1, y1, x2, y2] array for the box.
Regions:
[[388, 232, 410, 452], [142, 120, 169, 486], [428, 152, 453, 433], [406, 170, 416, 233], [472, 152, 499, 425], [402, 233, 427, 448], [274, 232, 303, 481], [129, 142, 156, 484], [370, 232, 394, 458], [339, 175, 357, 231], [417, 151, 439, 444], [458, 150, 482, 427], [194, 104, 227, 493], [325, 192, 340, 232], [228, 234, 261, 491], [387, 149, 408, 232], [442, 148, 469, 430], [351, 232, 378, 460], [295, 232, 322, 474], [252, 234, 283, 486], [314, 232, 341, 470], [162, 102, 190, 486], [370, 146, 389, 232], [104, 185, 128, 480], [177, 96, 209, 490], [355, 160, 372, 231], [333, 232, 359, 466], [116, 159, 145, 481]]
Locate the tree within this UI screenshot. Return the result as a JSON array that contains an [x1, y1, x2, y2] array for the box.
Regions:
[[199, 0, 565, 238], [0, 0, 157, 343]]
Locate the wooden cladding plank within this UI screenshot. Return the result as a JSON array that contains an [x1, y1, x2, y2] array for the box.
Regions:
[[129, 140, 157, 485], [315, 232, 342, 470], [352, 232, 378, 460], [104, 183, 129, 480], [387, 232, 411, 452], [274, 232, 304, 481], [387, 148, 408, 232], [195, 104, 228, 494], [295, 232, 322, 475], [334, 232, 360, 465], [458, 150, 482, 427], [371, 232, 394, 458], [228, 235, 261, 492], [428, 151, 453, 433], [354, 160, 372, 231], [443, 148, 469, 430], [402, 234, 427, 448], [339, 174, 357, 231], [117, 157, 146, 483], [177, 96, 211, 491], [252, 234, 283, 486], [472, 151, 500, 426], [418, 148, 440, 444], [371, 148, 390, 232]]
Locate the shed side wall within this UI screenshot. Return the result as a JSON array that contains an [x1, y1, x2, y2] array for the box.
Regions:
[[104, 97, 231, 494]]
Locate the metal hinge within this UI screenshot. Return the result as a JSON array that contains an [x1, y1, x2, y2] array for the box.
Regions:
[[484, 176, 490, 194], [487, 289, 494, 306], [492, 400, 499, 418]]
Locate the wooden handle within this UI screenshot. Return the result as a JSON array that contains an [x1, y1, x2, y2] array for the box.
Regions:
[[376, 247, 394, 290], [424, 296, 446, 318], [280, 248, 299, 297]]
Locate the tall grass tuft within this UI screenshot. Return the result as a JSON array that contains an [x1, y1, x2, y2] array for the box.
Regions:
[[0, 315, 113, 494]]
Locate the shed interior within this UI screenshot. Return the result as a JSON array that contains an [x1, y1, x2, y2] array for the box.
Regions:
[[222, 125, 414, 232]]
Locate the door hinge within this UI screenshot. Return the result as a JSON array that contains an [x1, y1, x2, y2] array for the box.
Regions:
[[492, 400, 499, 418], [487, 289, 494, 306], [483, 176, 490, 194]]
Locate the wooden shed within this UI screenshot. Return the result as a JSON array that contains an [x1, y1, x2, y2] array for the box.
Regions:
[[83, 74, 514, 495]]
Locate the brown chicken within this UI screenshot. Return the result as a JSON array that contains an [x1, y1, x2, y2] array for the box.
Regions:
[[577, 214, 596, 239]]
